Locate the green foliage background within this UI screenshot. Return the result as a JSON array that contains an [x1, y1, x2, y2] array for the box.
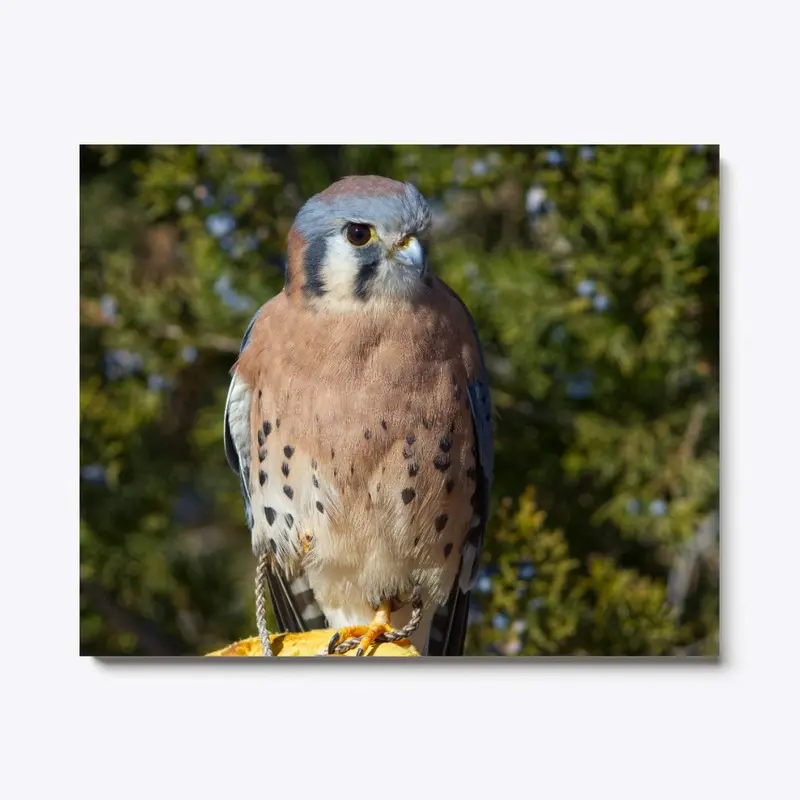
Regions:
[[79, 145, 719, 656]]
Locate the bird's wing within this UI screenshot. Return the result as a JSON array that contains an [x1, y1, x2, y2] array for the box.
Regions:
[[428, 281, 494, 656], [223, 306, 328, 634]]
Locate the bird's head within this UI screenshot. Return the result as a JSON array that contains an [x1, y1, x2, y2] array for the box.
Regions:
[[285, 175, 433, 311]]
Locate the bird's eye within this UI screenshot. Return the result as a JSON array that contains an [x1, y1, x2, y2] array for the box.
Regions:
[[345, 223, 372, 247]]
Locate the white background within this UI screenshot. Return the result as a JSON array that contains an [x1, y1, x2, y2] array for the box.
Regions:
[[1, 0, 797, 797]]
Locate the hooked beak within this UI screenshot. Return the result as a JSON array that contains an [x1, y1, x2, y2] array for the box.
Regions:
[[392, 235, 426, 273]]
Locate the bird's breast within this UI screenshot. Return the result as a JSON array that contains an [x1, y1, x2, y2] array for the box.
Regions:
[[237, 290, 481, 609]]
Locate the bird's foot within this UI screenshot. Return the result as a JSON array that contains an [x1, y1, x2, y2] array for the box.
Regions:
[[322, 587, 424, 656], [325, 602, 402, 656]]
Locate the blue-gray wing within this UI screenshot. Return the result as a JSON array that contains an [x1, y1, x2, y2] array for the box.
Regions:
[[223, 308, 262, 531], [462, 368, 494, 589], [428, 281, 493, 655], [223, 307, 262, 476]]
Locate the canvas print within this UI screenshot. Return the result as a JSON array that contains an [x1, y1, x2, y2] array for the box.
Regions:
[[80, 145, 719, 657]]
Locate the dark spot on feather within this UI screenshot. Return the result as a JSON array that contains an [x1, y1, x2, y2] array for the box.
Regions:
[[422, 418, 432, 430], [331, 447, 335, 459], [334, 468, 338, 477], [406, 433, 416, 445], [257, 430, 264, 447], [364, 429, 371, 440], [281, 462, 290, 477], [439, 436, 452, 452], [270, 538, 277, 553], [283, 485, 294, 500], [283, 445, 294, 459], [435, 514, 449, 532], [443, 542, 453, 559], [276, 418, 281, 429], [408, 463, 419, 477], [403, 446, 414, 459], [265, 507, 277, 526], [302, 236, 328, 297], [376, 482, 381, 492], [414, 536, 420, 547], [259, 470, 267, 486], [284, 513, 294, 528], [258, 448, 267, 462], [446, 477, 455, 494], [313, 475, 320, 488], [433, 454, 451, 472], [381, 420, 388, 431], [316, 501, 324, 514], [450, 420, 455, 434], [351, 463, 355, 475], [263, 421, 272, 437], [311, 458, 318, 470], [401, 488, 416, 505]]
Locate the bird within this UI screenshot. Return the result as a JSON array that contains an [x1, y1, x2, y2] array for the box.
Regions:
[[223, 175, 493, 656]]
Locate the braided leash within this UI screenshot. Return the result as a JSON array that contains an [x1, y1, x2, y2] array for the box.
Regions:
[[255, 552, 273, 657], [322, 586, 424, 656]]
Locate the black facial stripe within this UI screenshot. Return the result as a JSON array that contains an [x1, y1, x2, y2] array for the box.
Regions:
[[302, 236, 328, 297], [354, 244, 382, 300]]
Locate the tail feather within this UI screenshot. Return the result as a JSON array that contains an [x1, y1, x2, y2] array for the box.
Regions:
[[265, 565, 328, 634], [427, 579, 472, 656]]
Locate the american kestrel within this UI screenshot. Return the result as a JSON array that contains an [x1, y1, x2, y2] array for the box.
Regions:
[[223, 175, 493, 656]]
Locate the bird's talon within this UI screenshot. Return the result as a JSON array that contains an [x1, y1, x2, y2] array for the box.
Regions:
[[324, 605, 397, 656]]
